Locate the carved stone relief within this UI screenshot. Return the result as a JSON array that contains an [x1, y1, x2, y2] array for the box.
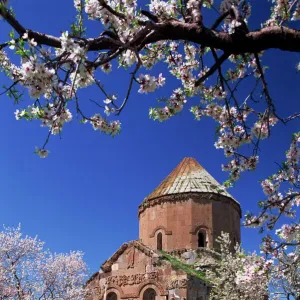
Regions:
[[167, 278, 188, 290], [106, 272, 158, 287]]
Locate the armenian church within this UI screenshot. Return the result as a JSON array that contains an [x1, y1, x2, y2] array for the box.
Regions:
[[86, 157, 241, 300]]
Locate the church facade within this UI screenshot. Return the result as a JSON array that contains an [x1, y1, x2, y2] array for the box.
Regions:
[[86, 158, 241, 300]]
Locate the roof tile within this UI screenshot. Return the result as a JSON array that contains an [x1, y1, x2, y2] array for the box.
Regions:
[[146, 157, 235, 201]]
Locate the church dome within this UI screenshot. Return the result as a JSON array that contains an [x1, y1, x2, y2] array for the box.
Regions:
[[138, 157, 241, 251]]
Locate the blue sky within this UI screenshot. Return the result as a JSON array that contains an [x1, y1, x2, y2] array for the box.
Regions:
[[0, 0, 299, 276]]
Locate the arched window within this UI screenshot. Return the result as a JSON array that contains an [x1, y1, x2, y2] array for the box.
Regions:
[[143, 288, 157, 300], [107, 292, 117, 300], [157, 232, 162, 250], [198, 231, 207, 248]]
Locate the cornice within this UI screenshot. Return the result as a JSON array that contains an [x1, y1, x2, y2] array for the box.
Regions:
[[138, 192, 241, 218]]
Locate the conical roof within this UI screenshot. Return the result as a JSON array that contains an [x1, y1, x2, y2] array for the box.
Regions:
[[145, 157, 236, 202]]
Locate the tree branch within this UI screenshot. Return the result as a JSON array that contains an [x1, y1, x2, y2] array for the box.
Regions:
[[97, 0, 126, 20], [195, 51, 229, 86], [1, 6, 300, 55]]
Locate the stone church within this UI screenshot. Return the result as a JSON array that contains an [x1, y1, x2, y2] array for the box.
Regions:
[[86, 157, 241, 300]]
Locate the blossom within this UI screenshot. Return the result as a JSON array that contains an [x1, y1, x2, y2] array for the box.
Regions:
[[22, 32, 28, 40], [149, 88, 187, 121], [8, 40, 16, 50], [29, 38, 37, 47], [90, 114, 121, 136], [101, 62, 112, 73], [14, 109, 26, 120], [228, 20, 242, 34], [120, 50, 137, 67], [35, 147, 49, 158], [74, 0, 82, 10], [251, 116, 278, 139], [261, 179, 279, 196], [40, 105, 73, 135], [138, 73, 165, 93], [149, 0, 177, 18], [13, 56, 57, 99], [213, 86, 227, 99], [276, 224, 300, 242], [104, 105, 115, 116]]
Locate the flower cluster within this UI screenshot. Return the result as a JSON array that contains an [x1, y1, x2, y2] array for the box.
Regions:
[[251, 115, 278, 139], [207, 232, 270, 300], [149, 88, 187, 121], [59, 31, 94, 89], [15, 104, 72, 135], [245, 132, 300, 230], [0, 50, 15, 78], [138, 73, 165, 93], [141, 42, 166, 69], [85, 0, 138, 45], [221, 156, 259, 181], [90, 114, 121, 136], [276, 224, 300, 243], [149, 0, 177, 18], [190, 101, 260, 182], [166, 42, 200, 96], [17, 57, 56, 99], [264, 0, 300, 25], [260, 227, 299, 299]]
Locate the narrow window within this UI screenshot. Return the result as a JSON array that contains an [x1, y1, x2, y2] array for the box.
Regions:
[[157, 232, 162, 250], [198, 231, 206, 248], [107, 292, 117, 300]]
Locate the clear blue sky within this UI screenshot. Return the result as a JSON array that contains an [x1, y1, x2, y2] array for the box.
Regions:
[[0, 0, 299, 276]]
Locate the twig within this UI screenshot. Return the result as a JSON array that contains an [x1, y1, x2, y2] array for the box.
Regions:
[[282, 112, 300, 123], [116, 51, 142, 115], [0, 81, 20, 96], [195, 52, 229, 86], [211, 9, 231, 30]]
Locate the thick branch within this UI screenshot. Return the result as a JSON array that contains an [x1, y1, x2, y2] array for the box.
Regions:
[[1, 6, 300, 55], [148, 21, 300, 54]]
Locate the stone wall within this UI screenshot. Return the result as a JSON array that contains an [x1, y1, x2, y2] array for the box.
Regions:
[[212, 196, 241, 249], [139, 193, 241, 251]]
